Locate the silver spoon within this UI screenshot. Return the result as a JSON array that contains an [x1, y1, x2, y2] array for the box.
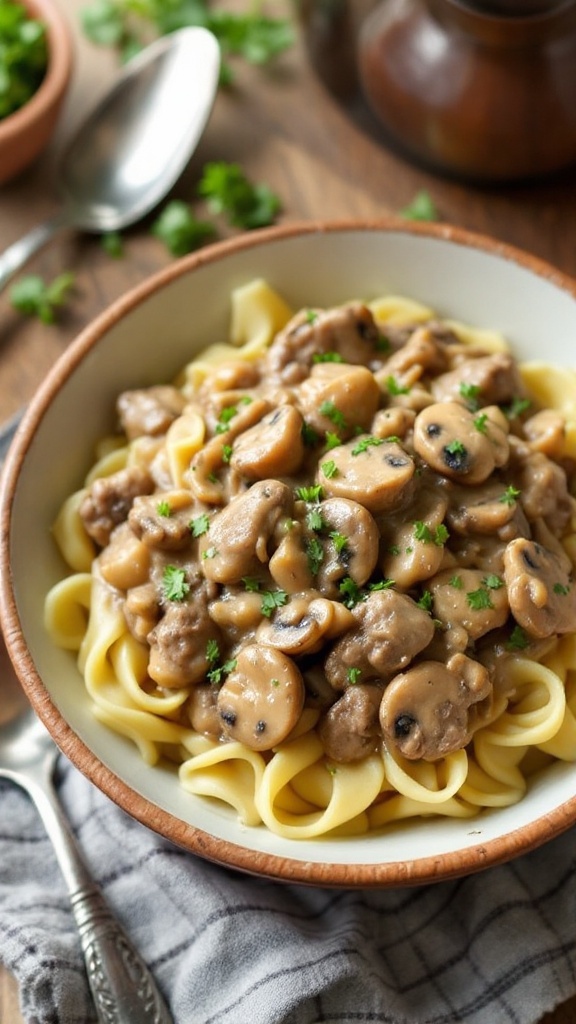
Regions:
[[0, 26, 220, 292], [0, 662, 174, 1023]]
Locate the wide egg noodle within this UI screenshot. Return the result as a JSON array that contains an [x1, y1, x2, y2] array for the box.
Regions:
[[43, 280, 576, 839]]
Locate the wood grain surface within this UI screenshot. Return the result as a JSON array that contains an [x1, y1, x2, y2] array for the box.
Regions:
[[1, 0, 575, 1019]]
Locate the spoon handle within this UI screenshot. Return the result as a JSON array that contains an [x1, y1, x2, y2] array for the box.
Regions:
[[27, 770, 174, 1024], [0, 211, 72, 292]]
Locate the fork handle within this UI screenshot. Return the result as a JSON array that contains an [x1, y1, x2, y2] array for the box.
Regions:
[[27, 772, 173, 1024], [0, 211, 72, 292]]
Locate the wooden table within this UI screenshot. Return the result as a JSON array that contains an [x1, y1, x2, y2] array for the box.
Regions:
[[1, 0, 576, 1020]]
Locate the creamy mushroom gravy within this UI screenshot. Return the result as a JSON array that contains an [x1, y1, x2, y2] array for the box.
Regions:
[[46, 284, 576, 836]]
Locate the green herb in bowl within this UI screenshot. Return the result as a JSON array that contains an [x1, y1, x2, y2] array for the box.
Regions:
[[0, 0, 48, 120]]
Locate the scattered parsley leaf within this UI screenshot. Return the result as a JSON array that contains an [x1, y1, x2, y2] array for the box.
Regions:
[[329, 531, 348, 554], [190, 513, 210, 537], [553, 582, 570, 595], [295, 484, 324, 502], [162, 565, 189, 602], [507, 624, 529, 650], [473, 413, 489, 434], [483, 574, 504, 590], [400, 190, 438, 222], [450, 574, 463, 589], [301, 421, 320, 447], [459, 382, 481, 411], [500, 485, 521, 506], [324, 431, 341, 451], [157, 500, 172, 517], [206, 638, 220, 666], [321, 460, 339, 479], [242, 576, 261, 592], [202, 545, 218, 560], [306, 506, 326, 532], [215, 405, 238, 434], [199, 161, 281, 229], [319, 400, 347, 430], [351, 435, 384, 456], [313, 351, 343, 363], [347, 667, 362, 685], [10, 271, 75, 324], [306, 536, 324, 575], [261, 588, 289, 617], [417, 590, 433, 612], [339, 576, 362, 608], [151, 200, 216, 257], [368, 579, 395, 591], [222, 443, 233, 464], [385, 375, 411, 396], [466, 587, 493, 611], [504, 396, 531, 420]]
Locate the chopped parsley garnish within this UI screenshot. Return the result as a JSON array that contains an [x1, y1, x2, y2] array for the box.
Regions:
[[162, 565, 189, 602], [483, 574, 504, 590], [347, 667, 362, 685], [324, 431, 341, 451], [306, 536, 324, 575], [205, 640, 237, 685], [506, 625, 529, 650], [321, 460, 339, 479], [295, 484, 324, 502], [388, 545, 400, 556], [504, 397, 531, 420], [157, 500, 172, 517], [473, 413, 489, 434], [445, 439, 466, 456], [202, 546, 218, 560], [329, 531, 348, 554], [413, 521, 449, 546], [242, 576, 261, 592], [306, 506, 326, 532], [305, 310, 318, 324], [351, 435, 384, 456], [450, 574, 463, 589], [466, 587, 494, 611], [190, 513, 210, 537], [499, 485, 521, 506], [417, 590, 433, 612], [339, 576, 362, 608], [459, 382, 481, 411], [222, 443, 233, 464], [313, 351, 343, 363], [301, 421, 320, 447], [261, 588, 289, 618], [385, 375, 411, 396], [215, 405, 238, 434], [553, 582, 571, 596], [319, 400, 347, 430], [368, 579, 395, 591]]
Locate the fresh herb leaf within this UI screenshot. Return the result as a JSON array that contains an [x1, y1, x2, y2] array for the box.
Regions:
[[417, 590, 433, 612], [339, 576, 362, 608], [152, 200, 216, 257], [301, 421, 320, 447], [459, 382, 481, 410], [473, 413, 489, 434], [347, 667, 362, 685], [450, 574, 463, 589], [506, 624, 529, 650], [483, 574, 504, 590], [385, 375, 411, 396], [215, 405, 238, 434], [190, 513, 210, 537], [157, 500, 172, 517], [162, 565, 189, 602], [368, 579, 395, 591], [10, 271, 75, 324], [351, 435, 384, 456], [261, 588, 289, 618], [0, 0, 47, 119], [242, 576, 261, 592], [321, 460, 339, 479], [553, 582, 570, 595], [504, 396, 531, 420], [221, 443, 233, 464], [295, 484, 324, 502], [399, 190, 438, 222], [500, 485, 521, 506], [199, 161, 281, 229], [329, 531, 348, 554], [319, 400, 347, 430], [324, 431, 341, 451], [306, 536, 324, 575], [306, 506, 326, 532], [313, 351, 343, 363], [466, 587, 493, 611]]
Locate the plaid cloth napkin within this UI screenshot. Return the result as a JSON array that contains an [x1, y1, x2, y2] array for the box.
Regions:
[[0, 750, 575, 1024]]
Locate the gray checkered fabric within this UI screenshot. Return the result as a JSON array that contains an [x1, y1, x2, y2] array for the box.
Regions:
[[0, 755, 574, 1024]]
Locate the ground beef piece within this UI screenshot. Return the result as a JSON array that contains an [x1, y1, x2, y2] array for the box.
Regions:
[[79, 467, 154, 547]]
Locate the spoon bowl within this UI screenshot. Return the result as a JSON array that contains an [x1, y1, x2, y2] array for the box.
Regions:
[[0, 26, 220, 289]]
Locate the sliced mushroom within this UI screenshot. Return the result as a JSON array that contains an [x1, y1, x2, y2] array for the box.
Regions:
[[231, 405, 305, 480], [312, 497, 379, 596], [413, 402, 509, 485], [428, 567, 509, 651], [296, 363, 380, 440], [318, 683, 383, 762], [199, 479, 294, 584], [379, 653, 493, 761], [99, 523, 151, 591], [503, 538, 576, 638], [187, 397, 270, 504], [217, 643, 305, 750], [522, 409, 566, 459], [512, 448, 575, 535], [317, 436, 415, 513], [268, 522, 314, 594], [446, 480, 521, 537], [324, 589, 435, 689], [128, 489, 195, 550], [257, 594, 338, 655], [371, 406, 416, 442], [380, 486, 448, 589]]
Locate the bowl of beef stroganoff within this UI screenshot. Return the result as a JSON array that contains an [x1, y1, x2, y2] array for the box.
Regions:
[[2, 219, 576, 887]]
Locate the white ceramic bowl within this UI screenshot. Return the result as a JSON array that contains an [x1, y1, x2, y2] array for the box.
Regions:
[[3, 219, 576, 887]]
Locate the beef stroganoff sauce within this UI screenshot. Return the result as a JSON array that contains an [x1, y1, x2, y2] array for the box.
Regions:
[[45, 280, 576, 838]]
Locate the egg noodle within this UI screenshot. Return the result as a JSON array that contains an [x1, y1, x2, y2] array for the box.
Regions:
[[45, 280, 576, 839]]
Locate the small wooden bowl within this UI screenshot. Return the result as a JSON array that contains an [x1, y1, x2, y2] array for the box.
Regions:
[[0, 0, 73, 186]]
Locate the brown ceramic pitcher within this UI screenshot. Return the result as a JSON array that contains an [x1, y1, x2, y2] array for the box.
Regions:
[[356, 0, 576, 181]]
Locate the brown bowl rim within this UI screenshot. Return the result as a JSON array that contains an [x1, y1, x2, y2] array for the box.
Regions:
[[3, 216, 576, 888]]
